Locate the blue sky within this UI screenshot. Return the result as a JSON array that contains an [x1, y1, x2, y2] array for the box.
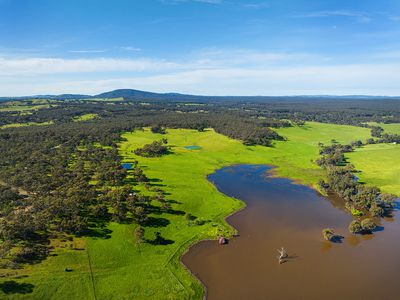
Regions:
[[1, 0, 400, 96]]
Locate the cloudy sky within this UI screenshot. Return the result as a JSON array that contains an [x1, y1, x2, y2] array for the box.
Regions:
[[1, 0, 400, 96]]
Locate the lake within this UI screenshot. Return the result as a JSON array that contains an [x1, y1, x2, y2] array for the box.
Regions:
[[182, 165, 400, 300]]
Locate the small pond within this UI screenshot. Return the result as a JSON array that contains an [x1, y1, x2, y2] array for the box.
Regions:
[[121, 163, 133, 170], [184, 145, 202, 150]]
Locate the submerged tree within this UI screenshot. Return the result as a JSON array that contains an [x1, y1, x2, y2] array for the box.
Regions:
[[361, 218, 377, 233], [348, 220, 363, 234], [322, 228, 336, 241]]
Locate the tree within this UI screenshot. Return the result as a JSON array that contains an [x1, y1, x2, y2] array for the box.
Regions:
[[92, 204, 109, 219], [150, 125, 166, 134], [134, 140, 169, 157], [134, 226, 145, 245], [361, 218, 376, 232], [369, 203, 384, 217], [112, 201, 127, 223], [349, 220, 362, 234], [322, 228, 335, 241], [132, 206, 147, 225]]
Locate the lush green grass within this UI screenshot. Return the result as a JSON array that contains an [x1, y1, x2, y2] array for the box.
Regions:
[[0, 104, 52, 112], [0, 122, 374, 299], [366, 122, 400, 135], [0, 121, 54, 130], [73, 114, 99, 122], [346, 143, 400, 195]]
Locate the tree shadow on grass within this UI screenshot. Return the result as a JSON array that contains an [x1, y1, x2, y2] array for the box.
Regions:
[[146, 204, 184, 216], [167, 199, 182, 205], [166, 208, 185, 216], [12, 244, 49, 265], [146, 232, 174, 246], [84, 227, 112, 239], [0, 281, 34, 294], [143, 217, 170, 228]]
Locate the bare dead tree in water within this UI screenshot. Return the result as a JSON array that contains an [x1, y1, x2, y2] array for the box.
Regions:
[[277, 247, 288, 264]]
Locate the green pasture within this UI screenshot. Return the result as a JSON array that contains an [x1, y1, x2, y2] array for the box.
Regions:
[[0, 104, 52, 112], [346, 143, 400, 195], [366, 122, 400, 135], [73, 114, 99, 122], [0, 121, 54, 130]]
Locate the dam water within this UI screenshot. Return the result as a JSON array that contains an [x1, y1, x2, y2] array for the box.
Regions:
[[182, 165, 400, 300]]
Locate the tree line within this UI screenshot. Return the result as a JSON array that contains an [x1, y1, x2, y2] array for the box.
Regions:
[[317, 142, 396, 235]]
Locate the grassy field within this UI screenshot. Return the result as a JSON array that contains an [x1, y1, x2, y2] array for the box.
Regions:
[[346, 143, 400, 195], [0, 122, 375, 299], [0, 104, 52, 112], [73, 114, 99, 122], [0, 121, 54, 130]]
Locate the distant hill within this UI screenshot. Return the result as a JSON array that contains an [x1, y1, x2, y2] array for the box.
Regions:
[[1, 89, 400, 102]]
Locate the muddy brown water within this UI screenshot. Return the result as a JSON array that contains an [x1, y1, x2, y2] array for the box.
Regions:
[[182, 165, 400, 300]]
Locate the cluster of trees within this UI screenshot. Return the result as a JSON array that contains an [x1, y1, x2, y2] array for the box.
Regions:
[[348, 218, 377, 234], [134, 139, 169, 157], [316, 143, 354, 167], [150, 125, 166, 134], [317, 142, 396, 235]]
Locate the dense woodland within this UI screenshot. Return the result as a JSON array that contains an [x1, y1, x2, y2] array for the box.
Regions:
[[0, 95, 399, 266]]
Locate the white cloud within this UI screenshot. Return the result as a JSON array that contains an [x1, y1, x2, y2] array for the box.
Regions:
[[294, 10, 372, 23], [243, 2, 270, 9], [2, 62, 400, 96], [69, 49, 108, 53], [120, 46, 141, 52], [1, 49, 400, 96], [0, 57, 181, 75]]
